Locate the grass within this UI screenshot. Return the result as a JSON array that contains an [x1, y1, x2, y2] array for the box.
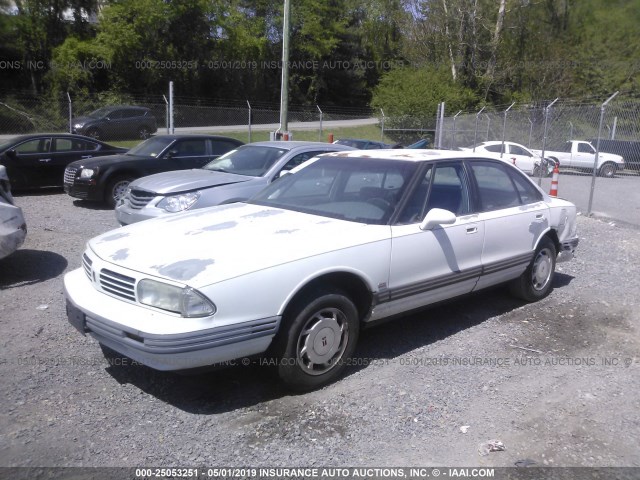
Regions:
[[110, 124, 408, 149]]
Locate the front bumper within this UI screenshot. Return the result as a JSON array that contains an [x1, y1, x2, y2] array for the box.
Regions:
[[557, 236, 579, 263], [0, 216, 26, 259], [115, 201, 167, 226], [63, 268, 279, 370], [64, 181, 103, 201]]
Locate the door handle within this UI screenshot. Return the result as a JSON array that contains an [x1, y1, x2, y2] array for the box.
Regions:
[[535, 214, 544, 219], [39, 158, 52, 162], [466, 226, 478, 234], [81, 155, 93, 159]]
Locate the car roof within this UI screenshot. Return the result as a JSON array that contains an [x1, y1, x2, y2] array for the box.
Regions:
[[321, 148, 515, 163], [148, 134, 243, 142], [2, 133, 111, 143], [242, 141, 352, 149]]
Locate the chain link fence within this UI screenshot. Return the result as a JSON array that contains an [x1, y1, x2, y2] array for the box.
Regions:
[[433, 96, 640, 174], [0, 90, 374, 142]]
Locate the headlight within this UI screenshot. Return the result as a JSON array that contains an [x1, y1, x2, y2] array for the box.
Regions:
[[137, 279, 216, 317], [74, 123, 84, 128], [80, 168, 96, 179], [157, 192, 200, 212]]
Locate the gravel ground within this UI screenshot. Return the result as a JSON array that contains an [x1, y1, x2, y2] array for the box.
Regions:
[[1, 191, 639, 469]]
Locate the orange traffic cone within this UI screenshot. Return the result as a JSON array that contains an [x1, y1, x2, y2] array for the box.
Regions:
[[549, 164, 559, 197]]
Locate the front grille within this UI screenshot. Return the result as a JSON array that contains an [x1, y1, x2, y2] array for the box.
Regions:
[[64, 167, 77, 185], [99, 269, 136, 302], [128, 189, 155, 209], [82, 253, 93, 280]]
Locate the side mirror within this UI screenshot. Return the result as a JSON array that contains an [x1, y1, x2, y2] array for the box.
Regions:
[[0, 165, 9, 182], [420, 208, 457, 230], [5, 149, 17, 159], [166, 149, 179, 159]]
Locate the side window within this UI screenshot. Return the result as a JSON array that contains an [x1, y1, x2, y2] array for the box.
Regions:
[[108, 110, 124, 120], [15, 138, 50, 154], [397, 167, 433, 224], [510, 170, 543, 204], [510, 145, 531, 156], [484, 144, 504, 153], [54, 138, 74, 152], [210, 140, 239, 156], [425, 164, 469, 216], [578, 143, 593, 153], [80, 140, 100, 151], [470, 162, 521, 211], [173, 140, 206, 156], [280, 151, 323, 173]]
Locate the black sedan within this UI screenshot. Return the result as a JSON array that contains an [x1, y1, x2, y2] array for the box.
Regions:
[[0, 134, 128, 189], [64, 134, 244, 207]]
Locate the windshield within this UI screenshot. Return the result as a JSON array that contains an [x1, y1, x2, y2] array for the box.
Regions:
[[127, 137, 174, 157], [203, 145, 288, 177], [250, 156, 418, 225], [87, 107, 113, 119], [335, 139, 368, 149]]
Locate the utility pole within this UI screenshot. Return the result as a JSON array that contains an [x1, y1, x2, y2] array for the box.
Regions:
[[278, 0, 291, 135]]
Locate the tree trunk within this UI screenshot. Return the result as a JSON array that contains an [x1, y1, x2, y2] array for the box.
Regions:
[[442, 0, 457, 81], [484, 0, 507, 98]]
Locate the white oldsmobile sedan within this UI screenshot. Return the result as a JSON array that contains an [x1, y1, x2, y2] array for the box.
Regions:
[[64, 150, 579, 390]]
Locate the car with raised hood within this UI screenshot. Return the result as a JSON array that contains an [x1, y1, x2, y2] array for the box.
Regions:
[[64, 134, 244, 207], [114, 141, 354, 225], [0, 133, 127, 190], [72, 105, 157, 140], [0, 165, 27, 260], [64, 149, 579, 391], [461, 141, 555, 177]]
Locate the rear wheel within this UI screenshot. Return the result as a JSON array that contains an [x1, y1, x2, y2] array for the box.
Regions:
[[598, 162, 617, 178], [105, 175, 133, 208], [86, 128, 101, 140], [509, 236, 556, 302], [138, 126, 151, 140], [274, 289, 359, 391]]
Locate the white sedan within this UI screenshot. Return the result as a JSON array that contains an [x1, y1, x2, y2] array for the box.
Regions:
[[64, 150, 579, 390], [461, 141, 554, 176]]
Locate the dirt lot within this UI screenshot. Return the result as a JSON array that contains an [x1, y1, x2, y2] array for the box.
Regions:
[[1, 191, 639, 469]]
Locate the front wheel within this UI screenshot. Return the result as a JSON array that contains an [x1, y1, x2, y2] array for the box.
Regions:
[[598, 162, 617, 178], [105, 175, 133, 208], [138, 126, 151, 140], [275, 289, 359, 391], [509, 236, 557, 302]]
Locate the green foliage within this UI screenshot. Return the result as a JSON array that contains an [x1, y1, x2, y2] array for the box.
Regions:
[[371, 67, 479, 119]]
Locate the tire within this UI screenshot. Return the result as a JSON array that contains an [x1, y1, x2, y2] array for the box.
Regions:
[[138, 126, 151, 140], [86, 128, 101, 140], [509, 236, 557, 302], [598, 162, 617, 178], [105, 175, 134, 208], [274, 289, 359, 391]]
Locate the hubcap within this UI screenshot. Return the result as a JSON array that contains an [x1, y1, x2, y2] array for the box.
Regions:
[[112, 181, 130, 203], [532, 248, 553, 291], [297, 308, 349, 376]]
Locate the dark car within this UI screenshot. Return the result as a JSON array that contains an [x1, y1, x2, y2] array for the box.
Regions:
[[72, 105, 157, 140], [333, 138, 395, 149], [0, 133, 128, 190], [588, 138, 640, 171], [64, 134, 244, 207]]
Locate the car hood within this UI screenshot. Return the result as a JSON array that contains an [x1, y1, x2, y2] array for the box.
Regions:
[[68, 153, 142, 169], [89, 202, 389, 288], [72, 116, 96, 125], [129, 169, 252, 194]]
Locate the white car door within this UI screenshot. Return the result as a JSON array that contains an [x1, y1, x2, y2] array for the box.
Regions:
[[372, 162, 484, 321], [572, 142, 596, 168], [468, 161, 549, 291], [507, 144, 536, 174]]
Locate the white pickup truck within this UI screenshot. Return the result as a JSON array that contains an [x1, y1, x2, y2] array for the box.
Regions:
[[532, 140, 625, 178]]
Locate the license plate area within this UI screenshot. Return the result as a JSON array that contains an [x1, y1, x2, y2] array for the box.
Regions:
[[66, 300, 87, 335]]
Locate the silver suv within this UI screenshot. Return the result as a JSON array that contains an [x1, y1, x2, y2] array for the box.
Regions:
[[115, 141, 354, 225]]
